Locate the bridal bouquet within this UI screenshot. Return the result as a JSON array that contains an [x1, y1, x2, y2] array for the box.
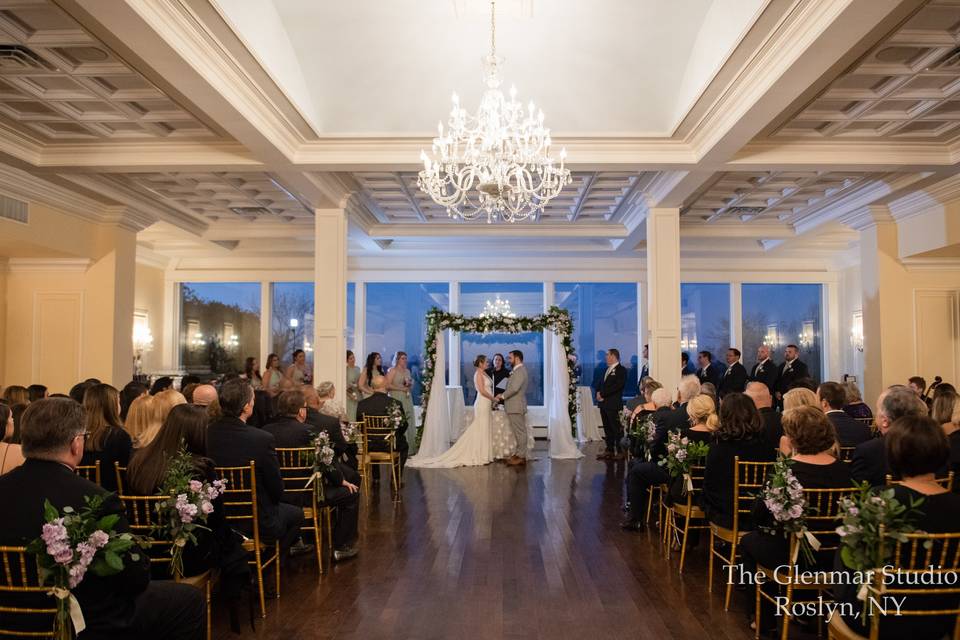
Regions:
[[27, 494, 144, 639], [657, 431, 709, 492], [154, 448, 226, 578], [759, 456, 819, 565]]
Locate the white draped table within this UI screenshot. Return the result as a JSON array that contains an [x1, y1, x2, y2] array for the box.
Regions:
[[575, 386, 604, 443]]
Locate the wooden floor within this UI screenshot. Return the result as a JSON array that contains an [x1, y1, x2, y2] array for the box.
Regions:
[[212, 442, 778, 639]]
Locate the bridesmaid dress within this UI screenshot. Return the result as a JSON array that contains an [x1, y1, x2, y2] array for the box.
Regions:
[[346, 365, 361, 422], [389, 369, 417, 454]]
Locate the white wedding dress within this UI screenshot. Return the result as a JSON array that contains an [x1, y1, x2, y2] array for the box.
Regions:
[[408, 370, 496, 468]]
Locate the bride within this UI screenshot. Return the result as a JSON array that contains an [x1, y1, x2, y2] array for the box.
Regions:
[[409, 355, 514, 468]]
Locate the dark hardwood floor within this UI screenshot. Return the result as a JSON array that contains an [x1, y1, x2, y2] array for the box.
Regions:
[[212, 442, 786, 639]]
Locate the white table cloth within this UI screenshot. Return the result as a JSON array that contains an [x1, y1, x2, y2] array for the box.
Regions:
[[576, 386, 604, 443]]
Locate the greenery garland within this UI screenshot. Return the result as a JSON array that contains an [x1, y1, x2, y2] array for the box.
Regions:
[[417, 306, 577, 445]]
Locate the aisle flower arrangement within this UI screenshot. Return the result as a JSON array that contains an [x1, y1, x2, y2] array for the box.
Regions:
[[759, 456, 819, 564], [630, 415, 658, 461], [155, 449, 226, 578], [657, 430, 709, 492], [28, 495, 144, 639], [417, 306, 576, 445], [836, 482, 923, 574]]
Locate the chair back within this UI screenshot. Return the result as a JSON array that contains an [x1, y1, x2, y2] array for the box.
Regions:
[[116, 493, 172, 567], [362, 416, 396, 455], [680, 464, 706, 508], [276, 447, 321, 508], [114, 463, 127, 494], [347, 422, 365, 455], [75, 460, 101, 486], [885, 472, 955, 492], [217, 463, 261, 542], [837, 446, 856, 462], [0, 546, 56, 637], [791, 486, 858, 561], [732, 457, 773, 533]]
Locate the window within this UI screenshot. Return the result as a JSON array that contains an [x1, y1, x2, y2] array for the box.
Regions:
[[680, 283, 731, 366], [555, 283, 639, 396], [271, 282, 314, 372], [346, 282, 356, 352], [742, 283, 823, 382], [364, 283, 449, 405], [459, 282, 544, 406], [180, 282, 260, 375]]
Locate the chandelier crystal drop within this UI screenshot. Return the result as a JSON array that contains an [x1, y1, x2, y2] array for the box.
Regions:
[[417, 0, 571, 224], [478, 296, 516, 319]]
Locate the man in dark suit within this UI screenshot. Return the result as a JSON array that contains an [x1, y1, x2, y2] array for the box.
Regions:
[[746, 382, 783, 450], [750, 344, 779, 396], [596, 348, 628, 460], [263, 389, 313, 448], [681, 352, 696, 377], [718, 348, 748, 398], [303, 385, 359, 480], [817, 382, 871, 447], [207, 379, 304, 556], [639, 344, 650, 382], [695, 351, 724, 389], [851, 386, 927, 486], [775, 344, 810, 402], [0, 398, 204, 639], [356, 377, 409, 475]]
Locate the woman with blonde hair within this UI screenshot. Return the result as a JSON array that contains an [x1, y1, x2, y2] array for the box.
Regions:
[[783, 387, 819, 412], [80, 383, 132, 491], [125, 394, 162, 448], [2, 385, 29, 406], [154, 388, 187, 421]]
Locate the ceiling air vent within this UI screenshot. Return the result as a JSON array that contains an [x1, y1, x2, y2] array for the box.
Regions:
[[0, 194, 28, 224], [229, 206, 271, 218], [0, 45, 56, 71], [727, 206, 765, 216]]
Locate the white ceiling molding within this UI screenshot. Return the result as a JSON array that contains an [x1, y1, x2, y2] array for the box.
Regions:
[[887, 174, 960, 221], [0, 163, 108, 224], [6, 258, 92, 273]]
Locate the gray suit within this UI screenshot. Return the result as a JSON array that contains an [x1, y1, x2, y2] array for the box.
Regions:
[[500, 365, 529, 457]]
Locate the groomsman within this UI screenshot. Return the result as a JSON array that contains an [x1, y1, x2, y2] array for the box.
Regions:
[[718, 348, 748, 398], [639, 344, 650, 381], [696, 351, 724, 389], [775, 344, 810, 401], [750, 344, 779, 396], [596, 349, 627, 460]]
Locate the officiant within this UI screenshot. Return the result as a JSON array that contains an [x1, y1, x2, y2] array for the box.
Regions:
[[490, 353, 511, 397]]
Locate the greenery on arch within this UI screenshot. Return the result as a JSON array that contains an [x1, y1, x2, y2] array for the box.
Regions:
[[417, 306, 577, 445]]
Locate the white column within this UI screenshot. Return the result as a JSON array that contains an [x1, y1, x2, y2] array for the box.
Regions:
[[354, 281, 366, 359], [449, 281, 460, 389], [313, 208, 348, 397], [543, 281, 554, 408], [646, 208, 682, 396], [259, 282, 271, 373], [730, 282, 742, 352]]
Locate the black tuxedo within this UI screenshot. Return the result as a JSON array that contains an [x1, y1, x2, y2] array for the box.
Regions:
[[750, 359, 779, 396], [776, 359, 810, 397], [356, 392, 409, 470], [696, 362, 724, 389], [598, 363, 627, 453], [718, 362, 748, 397], [207, 416, 303, 552], [826, 410, 872, 448], [851, 437, 888, 487], [263, 416, 314, 448], [306, 408, 359, 480], [0, 459, 203, 639], [758, 407, 783, 451]]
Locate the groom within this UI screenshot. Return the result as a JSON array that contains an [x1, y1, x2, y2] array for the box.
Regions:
[[496, 350, 528, 467]]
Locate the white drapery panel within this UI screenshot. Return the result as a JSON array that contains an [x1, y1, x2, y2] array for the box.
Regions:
[[412, 334, 452, 459], [547, 330, 583, 459]]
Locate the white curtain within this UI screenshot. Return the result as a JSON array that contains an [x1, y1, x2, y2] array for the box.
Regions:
[[547, 330, 583, 459], [409, 334, 451, 460]]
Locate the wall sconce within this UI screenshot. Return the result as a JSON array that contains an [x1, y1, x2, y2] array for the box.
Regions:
[[850, 312, 864, 352], [763, 324, 779, 348], [798, 321, 815, 351]]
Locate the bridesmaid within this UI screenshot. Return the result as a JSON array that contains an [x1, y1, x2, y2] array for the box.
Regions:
[[345, 350, 361, 422], [386, 351, 416, 452], [358, 352, 385, 398], [262, 353, 284, 397], [285, 349, 311, 386]]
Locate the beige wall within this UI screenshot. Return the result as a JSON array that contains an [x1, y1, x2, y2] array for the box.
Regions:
[[0, 262, 6, 386], [134, 262, 166, 373]]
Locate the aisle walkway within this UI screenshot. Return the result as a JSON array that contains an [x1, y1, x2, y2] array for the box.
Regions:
[[214, 442, 761, 639]]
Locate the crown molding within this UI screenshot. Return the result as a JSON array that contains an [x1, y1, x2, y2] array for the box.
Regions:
[[0, 163, 106, 224], [6, 258, 92, 273], [887, 174, 960, 222], [900, 257, 960, 272], [731, 139, 954, 169], [135, 246, 173, 270]]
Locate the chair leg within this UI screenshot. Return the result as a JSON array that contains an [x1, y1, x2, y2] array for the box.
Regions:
[[780, 583, 792, 640], [326, 509, 334, 561], [754, 582, 762, 640], [707, 529, 715, 593], [314, 512, 324, 576], [645, 487, 654, 523], [724, 539, 738, 611], [678, 515, 690, 574], [254, 554, 266, 618], [275, 542, 281, 598], [205, 580, 212, 640]]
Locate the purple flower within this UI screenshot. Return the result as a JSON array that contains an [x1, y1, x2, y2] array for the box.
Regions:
[[174, 494, 198, 524], [200, 500, 214, 515], [188, 480, 203, 494], [87, 530, 109, 549]]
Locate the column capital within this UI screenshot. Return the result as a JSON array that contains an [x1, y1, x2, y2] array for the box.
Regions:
[[842, 204, 895, 232]]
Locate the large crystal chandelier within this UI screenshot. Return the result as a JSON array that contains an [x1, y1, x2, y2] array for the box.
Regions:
[[479, 295, 516, 318], [417, 0, 571, 223]]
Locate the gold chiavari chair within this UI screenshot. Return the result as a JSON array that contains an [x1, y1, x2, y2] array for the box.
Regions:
[[0, 546, 56, 638], [117, 491, 213, 640], [74, 460, 101, 486], [885, 471, 954, 492], [348, 421, 368, 493], [114, 463, 127, 494], [275, 447, 332, 576], [828, 527, 960, 640], [644, 484, 663, 527], [837, 446, 856, 463], [362, 416, 402, 496], [664, 465, 709, 574], [755, 486, 858, 640], [708, 457, 774, 611], [217, 462, 280, 619]]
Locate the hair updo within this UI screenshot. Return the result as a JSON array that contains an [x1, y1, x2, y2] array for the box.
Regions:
[[474, 355, 487, 368]]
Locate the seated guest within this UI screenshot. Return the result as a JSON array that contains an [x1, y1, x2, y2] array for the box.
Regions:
[[745, 382, 782, 451], [701, 393, 776, 530], [304, 386, 359, 477], [68, 379, 98, 405], [818, 381, 871, 447], [11, 404, 27, 442], [125, 395, 162, 449], [154, 388, 187, 423], [851, 385, 928, 486], [842, 381, 873, 421], [316, 381, 347, 422], [666, 394, 717, 505], [664, 375, 703, 432], [782, 387, 819, 412], [0, 398, 204, 638], [192, 384, 222, 420], [0, 404, 25, 473], [263, 390, 313, 447], [718, 348, 748, 398], [699, 382, 718, 405], [119, 381, 148, 422], [207, 379, 303, 556], [247, 390, 275, 428], [356, 377, 409, 475], [181, 383, 199, 404], [932, 388, 957, 429], [628, 378, 662, 419], [149, 376, 174, 396], [946, 401, 960, 492], [3, 385, 29, 406], [837, 415, 960, 639], [26, 384, 47, 403], [81, 383, 133, 492], [740, 406, 852, 629], [620, 388, 676, 530], [127, 404, 247, 589]]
